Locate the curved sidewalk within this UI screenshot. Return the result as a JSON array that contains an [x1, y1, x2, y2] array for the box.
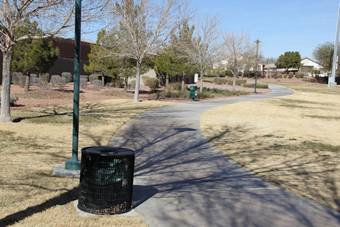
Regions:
[[110, 85, 340, 227]]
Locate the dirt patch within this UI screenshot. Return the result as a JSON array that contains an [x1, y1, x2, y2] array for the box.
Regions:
[[3, 79, 275, 111], [7, 83, 161, 111]]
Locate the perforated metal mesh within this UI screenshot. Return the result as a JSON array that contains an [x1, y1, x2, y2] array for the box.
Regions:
[[78, 147, 135, 215]]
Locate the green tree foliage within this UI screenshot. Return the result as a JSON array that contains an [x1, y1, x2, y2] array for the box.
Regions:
[[84, 30, 118, 87], [313, 41, 340, 72], [106, 0, 190, 101], [154, 47, 177, 87], [84, 29, 153, 91], [12, 19, 59, 92], [172, 21, 196, 90], [275, 51, 301, 73]]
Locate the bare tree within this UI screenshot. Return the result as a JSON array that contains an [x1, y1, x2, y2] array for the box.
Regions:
[[0, 0, 108, 122], [105, 0, 191, 102], [178, 15, 222, 93], [223, 30, 250, 91]]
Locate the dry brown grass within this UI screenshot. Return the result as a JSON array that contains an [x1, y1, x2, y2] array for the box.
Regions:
[[200, 82, 340, 211], [0, 99, 172, 226]]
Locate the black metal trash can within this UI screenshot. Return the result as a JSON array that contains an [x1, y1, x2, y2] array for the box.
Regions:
[[78, 147, 135, 215]]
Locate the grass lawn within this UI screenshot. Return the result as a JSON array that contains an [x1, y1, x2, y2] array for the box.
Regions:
[[0, 99, 173, 226], [200, 82, 340, 211]]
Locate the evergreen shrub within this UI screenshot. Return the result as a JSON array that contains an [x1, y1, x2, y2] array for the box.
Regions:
[[62, 72, 73, 83], [243, 83, 269, 89], [146, 78, 159, 92], [92, 80, 102, 87], [30, 74, 38, 85], [0, 94, 19, 106], [130, 80, 136, 88], [80, 78, 88, 88]]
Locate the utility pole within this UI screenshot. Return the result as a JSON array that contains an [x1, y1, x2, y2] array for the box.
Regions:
[[65, 0, 81, 170], [329, 3, 340, 87], [254, 39, 261, 94]]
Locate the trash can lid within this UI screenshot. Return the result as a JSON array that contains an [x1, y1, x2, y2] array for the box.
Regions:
[[81, 146, 134, 157]]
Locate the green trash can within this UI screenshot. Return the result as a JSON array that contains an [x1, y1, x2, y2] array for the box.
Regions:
[[190, 86, 197, 101]]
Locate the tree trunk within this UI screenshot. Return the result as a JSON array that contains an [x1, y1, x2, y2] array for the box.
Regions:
[[134, 63, 141, 102], [166, 73, 169, 88], [24, 73, 30, 92], [232, 73, 236, 91], [124, 78, 128, 92], [181, 72, 185, 91], [200, 69, 203, 93], [0, 51, 13, 122], [233, 61, 237, 91], [101, 74, 105, 87]]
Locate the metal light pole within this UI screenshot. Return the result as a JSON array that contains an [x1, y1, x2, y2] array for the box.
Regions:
[[329, 3, 340, 87], [254, 39, 261, 94], [65, 0, 81, 170]]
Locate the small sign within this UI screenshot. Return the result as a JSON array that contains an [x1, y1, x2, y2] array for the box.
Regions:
[[194, 74, 198, 83]]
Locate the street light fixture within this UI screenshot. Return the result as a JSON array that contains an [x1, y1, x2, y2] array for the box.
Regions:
[[65, 0, 81, 170]]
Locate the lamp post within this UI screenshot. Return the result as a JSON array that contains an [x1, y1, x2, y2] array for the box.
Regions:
[[254, 39, 261, 94], [65, 0, 81, 170], [330, 3, 340, 87]]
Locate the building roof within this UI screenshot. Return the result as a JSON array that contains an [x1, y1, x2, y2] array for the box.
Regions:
[[301, 57, 322, 66]]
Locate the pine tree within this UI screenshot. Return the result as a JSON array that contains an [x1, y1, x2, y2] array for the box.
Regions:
[[12, 19, 59, 92]]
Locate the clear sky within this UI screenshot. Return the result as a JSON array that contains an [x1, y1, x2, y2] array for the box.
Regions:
[[193, 0, 339, 59], [82, 0, 339, 60]]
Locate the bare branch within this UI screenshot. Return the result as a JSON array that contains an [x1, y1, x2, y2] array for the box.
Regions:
[[104, 0, 193, 101]]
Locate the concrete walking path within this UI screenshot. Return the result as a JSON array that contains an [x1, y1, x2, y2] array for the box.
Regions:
[[110, 84, 340, 227]]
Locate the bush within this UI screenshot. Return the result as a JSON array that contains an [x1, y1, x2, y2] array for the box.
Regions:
[[61, 72, 73, 83], [114, 78, 124, 88], [56, 77, 66, 89], [12, 72, 22, 85], [159, 90, 190, 98], [39, 73, 51, 83], [18, 75, 26, 88], [80, 78, 88, 88], [50, 75, 61, 87], [146, 77, 159, 92], [158, 87, 249, 99], [227, 78, 244, 86], [296, 73, 304, 78], [167, 83, 182, 91], [214, 77, 227, 85], [243, 71, 254, 78], [130, 80, 136, 88], [30, 74, 38, 85], [0, 94, 19, 106], [225, 70, 233, 77], [89, 74, 100, 83], [243, 83, 269, 89], [203, 77, 215, 83], [37, 78, 49, 89], [80, 75, 89, 82], [142, 76, 150, 85], [92, 80, 102, 88]]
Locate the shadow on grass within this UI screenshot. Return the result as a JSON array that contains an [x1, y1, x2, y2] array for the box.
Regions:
[[0, 187, 78, 227], [108, 105, 340, 226]]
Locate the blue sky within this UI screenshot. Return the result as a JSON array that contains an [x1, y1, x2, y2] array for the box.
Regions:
[[193, 0, 339, 59], [82, 0, 339, 60]]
